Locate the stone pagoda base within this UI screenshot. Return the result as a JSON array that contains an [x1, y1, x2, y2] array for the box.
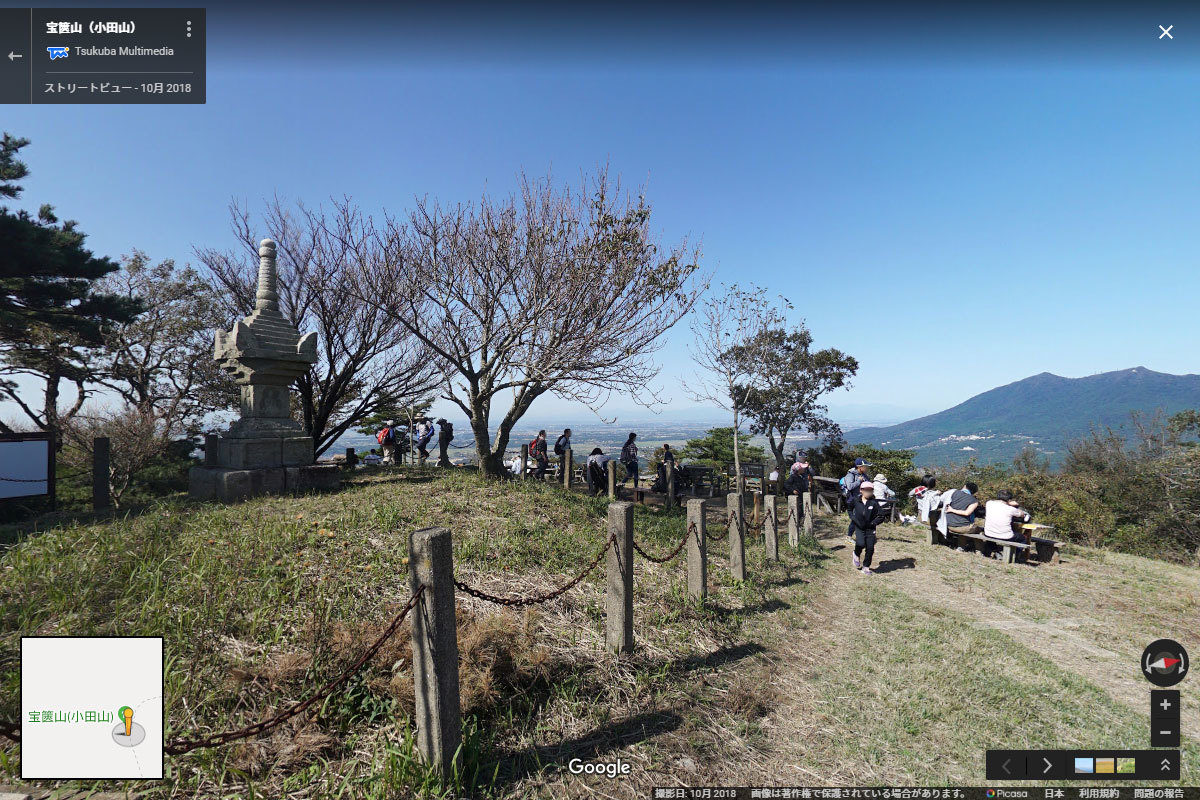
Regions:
[[189, 463, 341, 502]]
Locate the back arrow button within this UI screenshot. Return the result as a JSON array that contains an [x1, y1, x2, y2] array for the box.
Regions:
[[7, 52, 22, 61]]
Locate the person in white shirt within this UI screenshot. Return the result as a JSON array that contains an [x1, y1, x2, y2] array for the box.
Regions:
[[983, 489, 1032, 560], [872, 473, 896, 501]]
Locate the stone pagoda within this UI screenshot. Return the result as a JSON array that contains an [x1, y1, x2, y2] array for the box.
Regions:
[[189, 239, 341, 501]]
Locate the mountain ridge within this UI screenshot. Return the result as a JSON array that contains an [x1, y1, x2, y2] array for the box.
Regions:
[[845, 367, 1200, 466]]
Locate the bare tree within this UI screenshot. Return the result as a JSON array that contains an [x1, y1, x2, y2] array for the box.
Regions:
[[362, 170, 704, 477], [93, 251, 236, 440], [686, 285, 788, 485], [61, 404, 164, 509], [196, 199, 440, 457]]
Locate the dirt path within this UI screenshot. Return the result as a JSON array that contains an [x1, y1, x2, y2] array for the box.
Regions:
[[869, 525, 1200, 740]]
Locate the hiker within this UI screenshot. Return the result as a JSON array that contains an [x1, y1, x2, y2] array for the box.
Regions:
[[653, 444, 677, 492], [530, 430, 549, 479], [363, 448, 382, 465], [841, 458, 872, 538], [942, 481, 982, 551], [508, 452, 524, 476], [910, 475, 944, 542], [415, 420, 435, 463], [982, 489, 1033, 560], [784, 461, 809, 495], [849, 481, 890, 575], [620, 432, 639, 489], [436, 419, 454, 467], [376, 420, 397, 465], [554, 428, 572, 460], [586, 447, 612, 495], [872, 473, 896, 501]]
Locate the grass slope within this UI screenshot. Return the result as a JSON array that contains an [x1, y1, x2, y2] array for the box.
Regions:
[[0, 470, 1196, 797]]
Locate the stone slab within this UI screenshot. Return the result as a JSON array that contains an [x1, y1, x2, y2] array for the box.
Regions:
[[218, 437, 282, 469], [285, 464, 342, 493]]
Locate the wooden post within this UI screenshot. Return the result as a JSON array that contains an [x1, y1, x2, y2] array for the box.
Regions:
[[763, 494, 778, 561], [203, 433, 218, 467], [92, 436, 110, 511], [563, 448, 572, 489], [407, 526, 462, 779], [345, 446, 357, 468], [787, 495, 800, 548], [686, 498, 707, 601], [607, 460, 617, 499], [520, 444, 528, 481], [666, 461, 676, 508], [727, 492, 746, 581], [606, 502, 634, 654], [803, 493, 813, 538], [752, 491, 761, 527]]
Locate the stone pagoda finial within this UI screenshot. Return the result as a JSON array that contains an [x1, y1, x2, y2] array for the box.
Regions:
[[255, 239, 280, 312]]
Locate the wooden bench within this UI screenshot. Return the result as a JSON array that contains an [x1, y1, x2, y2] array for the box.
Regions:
[[954, 531, 1030, 564], [630, 486, 650, 504], [1030, 536, 1062, 564]]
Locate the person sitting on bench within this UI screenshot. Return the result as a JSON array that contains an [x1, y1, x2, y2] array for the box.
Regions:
[[982, 489, 1032, 561], [943, 481, 981, 551]]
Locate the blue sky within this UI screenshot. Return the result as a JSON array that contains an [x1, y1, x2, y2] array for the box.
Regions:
[[3, 1, 1199, 427]]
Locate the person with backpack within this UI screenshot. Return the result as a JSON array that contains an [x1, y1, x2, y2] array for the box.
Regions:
[[586, 447, 612, 496], [530, 430, 549, 479], [554, 428, 572, 459], [841, 458, 872, 539], [415, 420, 435, 464], [376, 420, 397, 465], [620, 433, 639, 490], [849, 480, 889, 575]]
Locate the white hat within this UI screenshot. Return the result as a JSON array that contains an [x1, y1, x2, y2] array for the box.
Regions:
[[873, 473, 888, 483]]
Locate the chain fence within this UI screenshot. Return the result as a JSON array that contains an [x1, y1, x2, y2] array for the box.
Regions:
[[454, 533, 615, 607], [162, 585, 425, 755], [632, 521, 693, 564]]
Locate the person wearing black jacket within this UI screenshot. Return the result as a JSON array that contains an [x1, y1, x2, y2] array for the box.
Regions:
[[620, 433, 639, 489], [783, 461, 809, 495], [848, 481, 889, 575]]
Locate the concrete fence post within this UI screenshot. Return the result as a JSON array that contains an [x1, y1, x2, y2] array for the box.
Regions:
[[607, 460, 617, 499], [92, 436, 110, 511], [203, 433, 218, 467], [787, 495, 800, 548], [686, 498, 707, 601], [803, 492, 814, 538], [563, 448, 572, 489], [407, 527, 462, 778], [345, 446, 357, 468], [727, 492, 746, 581], [520, 444, 529, 481], [763, 493, 778, 561], [606, 502, 635, 654], [666, 461, 676, 507]]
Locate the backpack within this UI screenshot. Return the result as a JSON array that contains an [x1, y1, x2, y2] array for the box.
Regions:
[[554, 436, 566, 456], [530, 437, 540, 455], [376, 427, 391, 445]]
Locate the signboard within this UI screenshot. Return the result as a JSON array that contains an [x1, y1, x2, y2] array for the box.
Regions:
[[0, 432, 54, 502]]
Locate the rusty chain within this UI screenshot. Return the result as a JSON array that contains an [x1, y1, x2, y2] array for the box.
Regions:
[[163, 585, 425, 756], [632, 521, 693, 564], [454, 533, 615, 607]]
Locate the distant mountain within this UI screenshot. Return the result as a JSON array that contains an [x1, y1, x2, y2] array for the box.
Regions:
[[845, 367, 1200, 467]]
